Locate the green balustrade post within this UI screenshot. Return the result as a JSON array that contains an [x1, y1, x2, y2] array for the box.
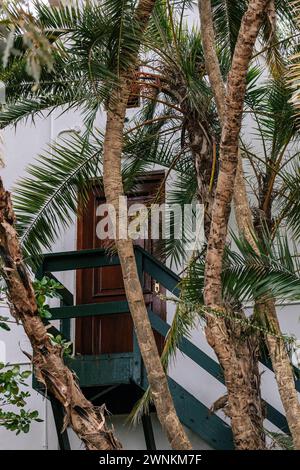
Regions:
[[60, 302, 71, 342], [142, 414, 156, 450], [132, 248, 143, 385], [50, 396, 71, 450]]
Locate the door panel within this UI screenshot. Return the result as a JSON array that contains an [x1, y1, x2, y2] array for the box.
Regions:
[[76, 172, 166, 355]]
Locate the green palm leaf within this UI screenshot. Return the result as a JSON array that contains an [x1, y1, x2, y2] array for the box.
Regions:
[[13, 132, 103, 262], [182, 232, 300, 308]]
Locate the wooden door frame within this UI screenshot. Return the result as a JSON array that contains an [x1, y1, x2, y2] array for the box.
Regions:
[[75, 170, 166, 354]]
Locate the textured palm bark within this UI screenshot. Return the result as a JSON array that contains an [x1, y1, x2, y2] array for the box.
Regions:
[[198, 0, 267, 449], [198, 0, 257, 250], [256, 300, 300, 449], [202, 0, 271, 306], [198, 0, 226, 121], [103, 83, 192, 452], [168, 67, 214, 237], [254, 195, 300, 449], [102, 0, 192, 450], [206, 313, 265, 449], [0, 178, 121, 450], [232, 156, 258, 250], [186, 115, 214, 238]]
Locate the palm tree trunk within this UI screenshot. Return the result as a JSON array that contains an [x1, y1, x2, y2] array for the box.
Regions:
[[256, 300, 300, 449], [185, 113, 214, 238], [198, 0, 272, 449], [102, 0, 192, 450], [0, 178, 121, 450], [198, 0, 257, 253], [170, 69, 214, 237], [201, 0, 271, 304], [254, 187, 300, 449], [206, 313, 265, 449]]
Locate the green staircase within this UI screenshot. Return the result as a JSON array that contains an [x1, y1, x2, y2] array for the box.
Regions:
[[34, 246, 299, 450]]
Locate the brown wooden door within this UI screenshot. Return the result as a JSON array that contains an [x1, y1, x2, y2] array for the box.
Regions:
[[75, 172, 166, 355]]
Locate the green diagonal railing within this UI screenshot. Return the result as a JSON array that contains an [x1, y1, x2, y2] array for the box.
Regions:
[[35, 245, 298, 447]]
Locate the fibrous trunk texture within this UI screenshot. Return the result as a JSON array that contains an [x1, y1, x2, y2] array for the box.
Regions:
[[185, 110, 214, 238], [203, 0, 271, 305], [254, 186, 300, 449], [256, 300, 300, 449], [198, 0, 257, 251], [102, 0, 192, 450], [169, 68, 214, 237], [0, 178, 121, 450], [205, 313, 265, 449], [198, 0, 272, 449]]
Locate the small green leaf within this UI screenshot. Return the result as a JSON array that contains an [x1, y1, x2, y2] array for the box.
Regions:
[[36, 294, 46, 306], [43, 310, 52, 320], [12, 366, 20, 375], [21, 370, 31, 379], [0, 322, 10, 331]]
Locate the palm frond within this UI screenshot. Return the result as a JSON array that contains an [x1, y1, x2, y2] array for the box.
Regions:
[[212, 0, 247, 55], [278, 156, 300, 241], [13, 132, 103, 261], [259, 0, 296, 78], [1, 0, 154, 131], [288, 1, 300, 118], [246, 77, 297, 160], [34, 0, 83, 30], [130, 291, 198, 424], [182, 232, 300, 309]]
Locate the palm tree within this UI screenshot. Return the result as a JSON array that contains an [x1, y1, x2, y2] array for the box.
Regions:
[[2, 0, 300, 449], [0, 0, 191, 450], [244, 74, 300, 448], [199, 0, 270, 448], [0, 1, 123, 450], [198, 0, 300, 449], [101, 0, 192, 450], [125, 2, 300, 448], [199, 2, 300, 448]]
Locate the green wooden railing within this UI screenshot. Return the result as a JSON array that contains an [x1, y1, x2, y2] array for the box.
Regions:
[[35, 246, 299, 449]]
